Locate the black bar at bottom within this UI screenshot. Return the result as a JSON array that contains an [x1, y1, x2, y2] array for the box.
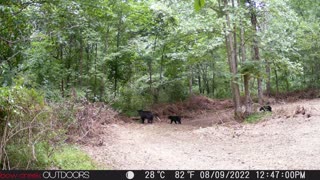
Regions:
[[0, 170, 318, 180]]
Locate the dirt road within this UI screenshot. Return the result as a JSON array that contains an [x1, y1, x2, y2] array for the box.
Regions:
[[81, 99, 320, 169]]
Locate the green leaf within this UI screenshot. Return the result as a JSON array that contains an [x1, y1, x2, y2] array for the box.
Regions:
[[194, 0, 205, 11]]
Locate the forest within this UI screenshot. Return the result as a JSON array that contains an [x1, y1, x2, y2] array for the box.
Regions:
[[1, 0, 320, 170]]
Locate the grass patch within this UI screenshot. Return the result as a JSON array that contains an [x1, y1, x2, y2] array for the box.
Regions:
[[4, 143, 97, 170], [245, 112, 272, 123], [5, 142, 56, 169], [52, 145, 97, 170]]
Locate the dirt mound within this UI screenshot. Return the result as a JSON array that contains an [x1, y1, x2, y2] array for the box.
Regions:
[[271, 99, 318, 120], [272, 89, 320, 102], [151, 96, 233, 118], [68, 102, 121, 145]]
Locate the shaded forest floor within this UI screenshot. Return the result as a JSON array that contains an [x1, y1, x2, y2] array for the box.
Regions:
[[80, 97, 320, 169]]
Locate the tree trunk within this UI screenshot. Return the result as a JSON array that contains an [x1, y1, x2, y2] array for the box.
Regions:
[[160, 45, 166, 82], [79, 39, 83, 86], [224, 0, 243, 121], [211, 61, 215, 96], [66, 37, 73, 90], [232, 0, 238, 68], [197, 64, 203, 94], [198, 74, 202, 94], [285, 70, 290, 92], [60, 44, 64, 97], [266, 59, 271, 96], [189, 66, 193, 95], [114, 12, 122, 98], [273, 65, 279, 97], [99, 27, 110, 101], [158, 44, 166, 101], [210, 51, 216, 96], [94, 43, 98, 100], [201, 64, 210, 95], [150, 35, 158, 103], [249, 0, 264, 105], [240, 5, 253, 116]]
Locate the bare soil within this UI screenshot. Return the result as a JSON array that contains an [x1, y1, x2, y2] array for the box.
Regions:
[[80, 98, 320, 170]]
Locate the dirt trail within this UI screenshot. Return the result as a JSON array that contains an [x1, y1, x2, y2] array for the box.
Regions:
[[81, 99, 320, 169]]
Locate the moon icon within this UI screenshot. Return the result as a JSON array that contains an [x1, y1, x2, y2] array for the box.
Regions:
[[126, 171, 135, 179]]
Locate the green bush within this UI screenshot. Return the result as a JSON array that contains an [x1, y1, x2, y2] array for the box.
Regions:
[[163, 81, 188, 103], [5, 142, 52, 169], [0, 79, 97, 170], [245, 112, 271, 123], [0, 79, 60, 169], [111, 84, 153, 116], [52, 145, 97, 170]]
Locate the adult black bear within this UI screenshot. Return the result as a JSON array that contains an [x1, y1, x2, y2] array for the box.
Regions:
[[259, 105, 272, 112], [168, 116, 181, 124], [137, 110, 154, 124]]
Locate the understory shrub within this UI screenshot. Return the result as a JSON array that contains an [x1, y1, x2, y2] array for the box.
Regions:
[[0, 80, 66, 169]]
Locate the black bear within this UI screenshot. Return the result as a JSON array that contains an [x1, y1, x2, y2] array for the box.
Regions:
[[168, 116, 181, 124], [137, 110, 154, 124], [259, 105, 272, 112]]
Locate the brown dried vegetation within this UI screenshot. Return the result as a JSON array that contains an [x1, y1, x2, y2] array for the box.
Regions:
[[151, 95, 233, 118], [67, 102, 120, 145]]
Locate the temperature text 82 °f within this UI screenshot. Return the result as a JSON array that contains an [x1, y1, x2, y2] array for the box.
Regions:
[[175, 171, 196, 179]]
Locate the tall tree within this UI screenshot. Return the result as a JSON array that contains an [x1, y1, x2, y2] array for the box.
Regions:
[[223, 0, 243, 120], [248, 0, 263, 105]]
